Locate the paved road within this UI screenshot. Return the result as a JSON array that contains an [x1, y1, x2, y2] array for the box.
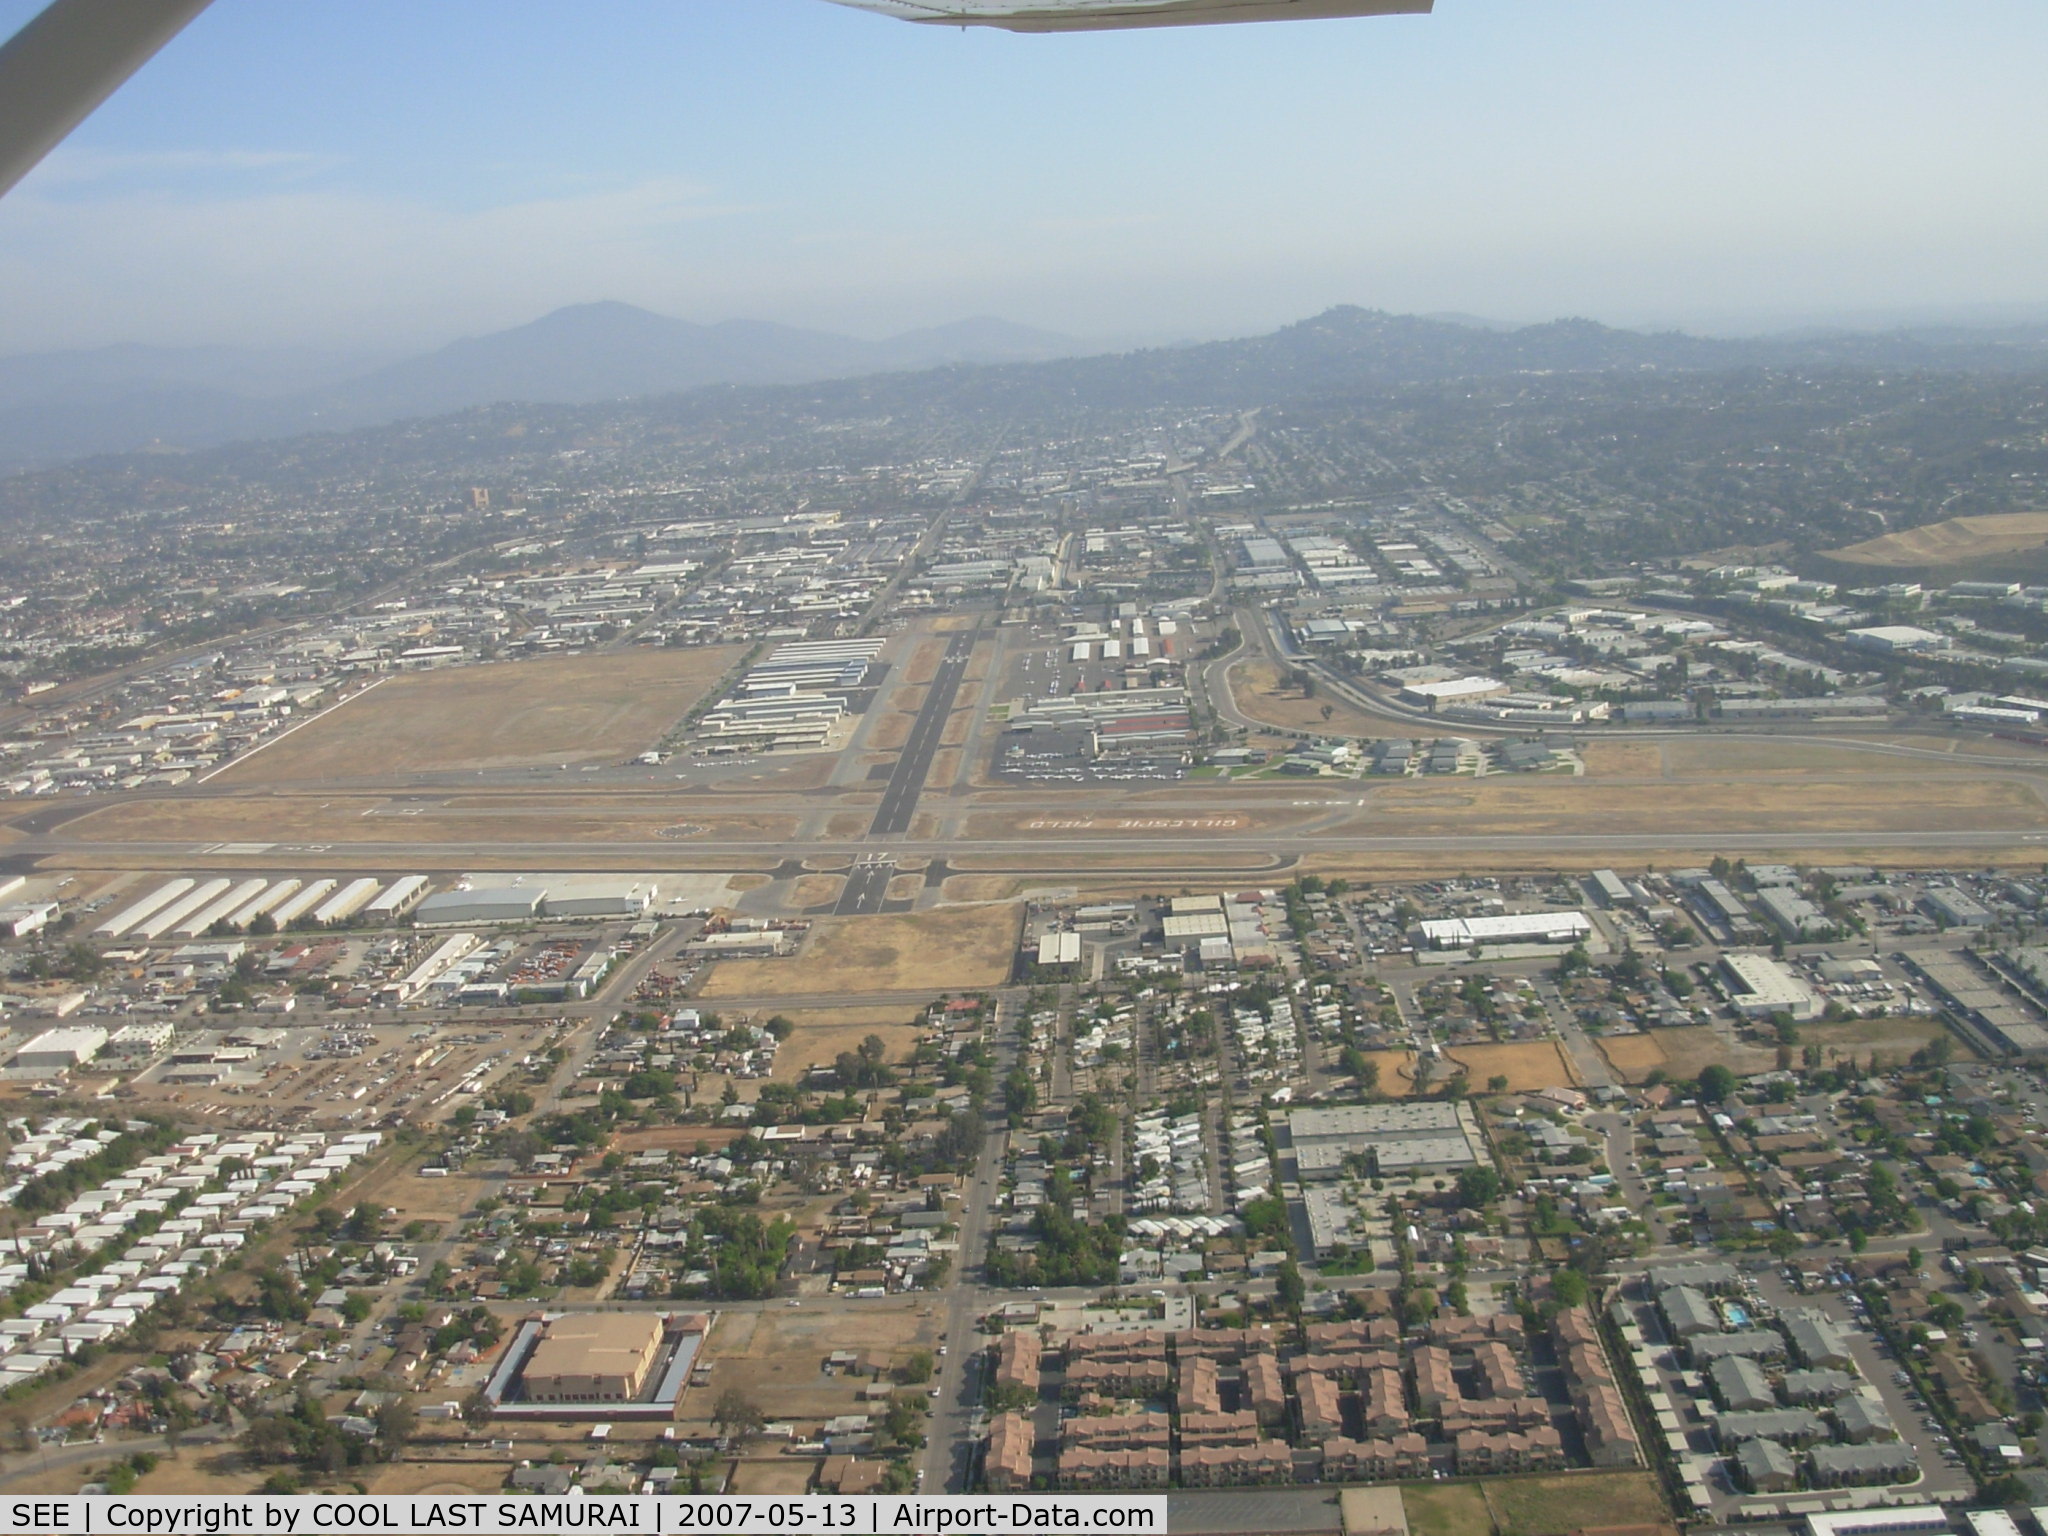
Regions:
[[871, 632, 975, 839], [922, 990, 1025, 1493]]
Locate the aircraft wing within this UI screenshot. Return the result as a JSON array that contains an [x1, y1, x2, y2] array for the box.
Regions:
[[827, 0, 1431, 31], [0, 0, 1434, 205]]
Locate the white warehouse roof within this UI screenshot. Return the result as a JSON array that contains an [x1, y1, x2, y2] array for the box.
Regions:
[[1415, 911, 1592, 948]]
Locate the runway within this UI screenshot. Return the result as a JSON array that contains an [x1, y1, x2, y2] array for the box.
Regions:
[[832, 856, 896, 915], [868, 630, 973, 838], [18, 826, 2046, 872]]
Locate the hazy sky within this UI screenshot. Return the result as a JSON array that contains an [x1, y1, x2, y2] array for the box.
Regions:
[[2, 0, 2045, 355]]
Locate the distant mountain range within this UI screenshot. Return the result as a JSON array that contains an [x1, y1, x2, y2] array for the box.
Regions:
[[4, 301, 2047, 474], [0, 304, 1086, 472]]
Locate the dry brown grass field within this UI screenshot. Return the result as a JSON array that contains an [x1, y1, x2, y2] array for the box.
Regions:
[[1345, 775, 2047, 837], [867, 711, 914, 752], [1402, 1482, 1493, 1536], [1227, 657, 1399, 737], [1579, 742, 1665, 777], [1356, 1048, 1421, 1094], [1300, 845, 2048, 882], [677, 1305, 940, 1428], [770, 1014, 925, 1082], [1826, 510, 2048, 569], [1662, 738, 2028, 775], [1640, 1017, 1961, 1081], [898, 637, 948, 687], [1481, 1471, 1671, 1535], [1594, 1033, 1671, 1082], [790, 873, 846, 907], [62, 794, 800, 847], [220, 648, 740, 782], [699, 905, 1023, 997], [1446, 1040, 1578, 1092]]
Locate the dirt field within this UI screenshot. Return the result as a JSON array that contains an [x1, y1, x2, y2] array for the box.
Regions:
[[218, 648, 741, 783], [1445, 1040, 1578, 1092], [1227, 658, 1398, 738], [361, 1462, 510, 1495], [729, 1461, 820, 1495], [1825, 511, 2048, 570], [609, 1126, 752, 1155], [698, 904, 1023, 997], [1594, 1033, 1672, 1082], [352, 1161, 491, 1233], [680, 1302, 941, 1427]]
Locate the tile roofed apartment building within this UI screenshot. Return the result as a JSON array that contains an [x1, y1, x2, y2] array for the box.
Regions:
[[984, 1411, 1034, 1491]]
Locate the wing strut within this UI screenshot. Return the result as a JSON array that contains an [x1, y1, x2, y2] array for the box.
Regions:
[[0, 0, 215, 199]]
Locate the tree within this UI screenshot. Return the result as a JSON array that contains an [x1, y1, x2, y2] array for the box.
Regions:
[[897, 1349, 935, 1385], [881, 1396, 927, 1450], [1240, 1194, 1290, 1243], [1454, 1167, 1502, 1210], [240, 1415, 294, 1465], [1552, 1268, 1590, 1308], [712, 1388, 763, 1445], [374, 1398, 418, 1459], [1275, 1259, 1306, 1312], [460, 1389, 495, 1430], [1487, 1074, 1510, 1094], [1357, 1058, 1381, 1096], [1696, 1064, 1736, 1105]]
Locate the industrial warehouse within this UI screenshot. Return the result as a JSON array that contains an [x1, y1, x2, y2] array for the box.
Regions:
[[482, 1311, 709, 1420], [1287, 1101, 1487, 1178], [89, 871, 666, 938], [692, 638, 884, 753]]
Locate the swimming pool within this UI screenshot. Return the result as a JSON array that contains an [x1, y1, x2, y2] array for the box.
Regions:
[[1723, 1303, 1752, 1328]]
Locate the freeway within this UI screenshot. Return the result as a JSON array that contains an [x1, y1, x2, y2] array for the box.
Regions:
[[870, 630, 975, 838]]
